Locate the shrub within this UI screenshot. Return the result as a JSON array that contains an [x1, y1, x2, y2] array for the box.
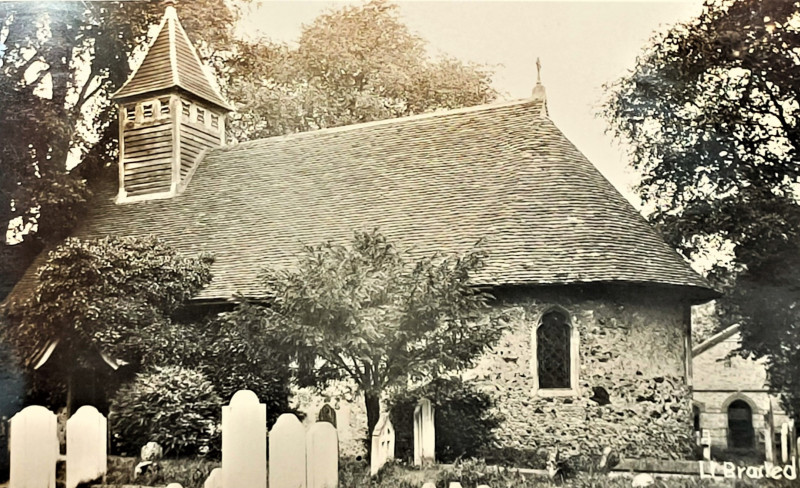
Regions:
[[388, 377, 502, 463], [109, 366, 221, 457]]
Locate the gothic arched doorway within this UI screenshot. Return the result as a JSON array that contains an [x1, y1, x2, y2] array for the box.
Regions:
[[727, 400, 754, 449]]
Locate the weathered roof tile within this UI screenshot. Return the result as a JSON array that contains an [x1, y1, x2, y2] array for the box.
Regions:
[[66, 97, 712, 300]]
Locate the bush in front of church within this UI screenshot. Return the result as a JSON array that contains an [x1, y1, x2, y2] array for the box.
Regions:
[[109, 365, 221, 457], [389, 377, 503, 463]]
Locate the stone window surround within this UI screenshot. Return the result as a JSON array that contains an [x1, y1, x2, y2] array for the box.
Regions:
[[530, 305, 580, 397]]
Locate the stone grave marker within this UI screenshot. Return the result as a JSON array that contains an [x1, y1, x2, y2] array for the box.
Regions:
[[306, 422, 338, 488], [700, 429, 711, 461], [204, 467, 222, 488], [222, 390, 267, 488], [317, 404, 337, 428], [66, 406, 107, 488], [270, 413, 307, 488], [9, 405, 58, 488], [781, 422, 790, 463], [413, 398, 435, 466], [370, 413, 394, 476]]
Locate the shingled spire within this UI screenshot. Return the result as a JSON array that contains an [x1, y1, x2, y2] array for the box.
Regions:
[[111, 3, 232, 203]]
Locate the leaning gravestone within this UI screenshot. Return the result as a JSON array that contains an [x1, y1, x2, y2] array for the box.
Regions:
[[370, 413, 394, 476], [9, 405, 58, 488], [222, 390, 267, 488], [306, 422, 338, 488], [66, 406, 107, 488], [317, 404, 337, 428], [270, 413, 306, 488], [413, 398, 435, 466]]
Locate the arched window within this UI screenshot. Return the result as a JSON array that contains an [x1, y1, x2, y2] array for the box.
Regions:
[[532, 309, 578, 396], [728, 400, 755, 449]]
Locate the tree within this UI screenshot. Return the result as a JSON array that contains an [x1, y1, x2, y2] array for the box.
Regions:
[[0, 1, 239, 288], [602, 0, 800, 416], [3, 235, 214, 411], [224, 0, 497, 141], [251, 230, 505, 450]]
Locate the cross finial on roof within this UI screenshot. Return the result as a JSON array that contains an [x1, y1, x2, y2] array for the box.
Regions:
[[536, 57, 542, 84]]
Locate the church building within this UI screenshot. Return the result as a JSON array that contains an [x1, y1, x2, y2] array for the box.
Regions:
[[6, 5, 717, 461]]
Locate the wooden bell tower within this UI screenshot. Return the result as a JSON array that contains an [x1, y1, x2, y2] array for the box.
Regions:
[[110, 4, 233, 203]]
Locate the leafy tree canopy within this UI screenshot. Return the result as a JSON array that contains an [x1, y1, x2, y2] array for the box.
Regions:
[[4, 235, 213, 368], [248, 230, 506, 445], [603, 0, 800, 416], [224, 0, 497, 141], [0, 1, 238, 250]]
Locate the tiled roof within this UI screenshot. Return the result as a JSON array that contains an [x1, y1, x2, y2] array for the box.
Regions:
[[57, 97, 712, 301], [111, 6, 232, 111]]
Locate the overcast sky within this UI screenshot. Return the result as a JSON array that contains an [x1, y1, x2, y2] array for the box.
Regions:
[[237, 0, 706, 204]]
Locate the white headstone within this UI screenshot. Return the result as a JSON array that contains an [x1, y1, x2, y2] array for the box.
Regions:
[[781, 422, 790, 463], [476, 485, 491, 488], [700, 429, 711, 461], [269, 413, 307, 488], [765, 425, 775, 463], [413, 398, 435, 466], [222, 390, 267, 488], [166, 484, 183, 488], [421, 483, 436, 488], [306, 422, 338, 488], [9, 405, 58, 488], [204, 467, 223, 488], [449, 483, 463, 488], [370, 413, 394, 476], [66, 406, 107, 488]]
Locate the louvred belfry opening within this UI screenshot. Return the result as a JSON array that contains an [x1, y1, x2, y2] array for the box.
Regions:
[[111, 4, 232, 203]]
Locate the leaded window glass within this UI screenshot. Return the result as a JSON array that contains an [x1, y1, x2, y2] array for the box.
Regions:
[[537, 311, 571, 389]]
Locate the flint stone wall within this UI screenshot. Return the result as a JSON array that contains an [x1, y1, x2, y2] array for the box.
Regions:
[[471, 286, 695, 461]]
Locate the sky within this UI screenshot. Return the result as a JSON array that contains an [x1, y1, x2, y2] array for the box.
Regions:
[[237, 0, 707, 204]]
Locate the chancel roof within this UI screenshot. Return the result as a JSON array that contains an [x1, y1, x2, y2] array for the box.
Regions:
[[111, 6, 232, 110], [63, 97, 712, 301]]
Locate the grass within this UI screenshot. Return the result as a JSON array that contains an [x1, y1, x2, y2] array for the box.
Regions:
[[99, 456, 797, 488], [102, 456, 218, 488]]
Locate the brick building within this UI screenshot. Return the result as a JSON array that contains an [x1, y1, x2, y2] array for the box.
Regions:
[[693, 325, 791, 459]]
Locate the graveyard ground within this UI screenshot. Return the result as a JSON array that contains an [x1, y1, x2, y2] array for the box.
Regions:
[[80, 457, 796, 488]]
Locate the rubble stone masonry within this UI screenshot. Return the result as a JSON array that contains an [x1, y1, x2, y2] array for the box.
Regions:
[[471, 286, 695, 461]]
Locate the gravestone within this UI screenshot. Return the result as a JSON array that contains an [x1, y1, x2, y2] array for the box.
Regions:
[[317, 404, 337, 428], [222, 390, 267, 488], [781, 422, 790, 463], [413, 398, 435, 466], [270, 413, 306, 488], [204, 468, 222, 488], [66, 406, 107, 488], [370, 413, 394, 476], [9, 405, 58, 488], [700, 429, 711, 461], [306, 422, 338, 488]]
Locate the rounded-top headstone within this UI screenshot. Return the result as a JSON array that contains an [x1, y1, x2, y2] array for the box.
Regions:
[[230, 389, 260, 406], [318, 403, 337, 427], [166, 484, 183, 488], [72, 405, 101, 419]]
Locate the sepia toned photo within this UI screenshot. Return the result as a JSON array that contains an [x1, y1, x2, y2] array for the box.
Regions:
[[0, 1, 797, 487]]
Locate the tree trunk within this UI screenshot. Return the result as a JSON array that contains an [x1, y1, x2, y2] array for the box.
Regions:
[[364, 391, 381, 460]]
